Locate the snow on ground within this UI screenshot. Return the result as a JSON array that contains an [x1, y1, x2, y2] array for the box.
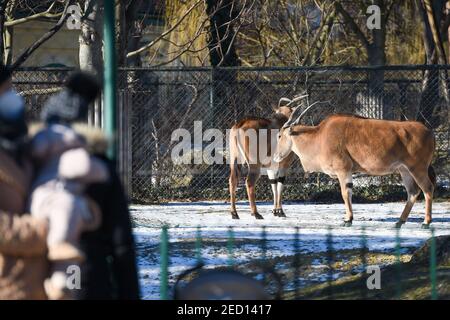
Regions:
[[131, 201, 450, 299]]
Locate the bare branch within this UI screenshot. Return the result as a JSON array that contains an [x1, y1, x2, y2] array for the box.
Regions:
[[126, 0, 203, 58], [5, 1, 61, 27], [334, 1, 369, 51], [10, 0, 74, 70]]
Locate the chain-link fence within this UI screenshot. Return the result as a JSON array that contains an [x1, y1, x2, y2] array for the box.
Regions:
[[116, 66, 450, 203], [13, 67, 71, 121], [12, 65, 450, 204]]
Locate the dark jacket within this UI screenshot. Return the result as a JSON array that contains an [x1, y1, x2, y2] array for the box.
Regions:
[[77, 156, 140, 299]]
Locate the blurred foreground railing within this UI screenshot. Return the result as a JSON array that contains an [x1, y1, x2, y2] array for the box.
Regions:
[[158, 225, 442, 300]]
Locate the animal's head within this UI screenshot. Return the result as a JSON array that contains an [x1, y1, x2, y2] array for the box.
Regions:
[[273, 92, 308, 114], [272, 91, 308, 128], [273, 101, 318, 162], [273, 126, 293, 163], [275, 105, 294, 119]]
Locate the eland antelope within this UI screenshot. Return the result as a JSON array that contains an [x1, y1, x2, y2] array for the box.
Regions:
[[227, 96, 308, 219], [273, 104, 436, 228]]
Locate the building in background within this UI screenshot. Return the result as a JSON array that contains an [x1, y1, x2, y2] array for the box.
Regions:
[[11, 1, 165, 68]]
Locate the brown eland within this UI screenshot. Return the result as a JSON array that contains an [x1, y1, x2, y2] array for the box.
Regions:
[[227, 95, 308, 219], [273, 103, 436, 228]]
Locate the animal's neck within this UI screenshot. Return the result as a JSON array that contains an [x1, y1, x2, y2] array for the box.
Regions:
[[290, 126, 319, 156]]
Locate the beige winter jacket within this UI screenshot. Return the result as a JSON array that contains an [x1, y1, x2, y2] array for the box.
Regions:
[[0, 149, 49, 300]]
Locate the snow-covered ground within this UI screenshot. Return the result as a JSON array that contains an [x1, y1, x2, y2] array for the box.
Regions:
[[131, 201, 450, 299]]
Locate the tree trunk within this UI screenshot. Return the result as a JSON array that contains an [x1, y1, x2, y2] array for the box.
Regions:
[[367, 43, 386, 119], [0, 0, 9, 65], [79, 0, 104, 126], [417, 0, 446, 128], [206, 0, 240, 127], [116, 0, 144, 194], [367, 0, 387, 119], [3, 25, 12, 66], [117, 0, 143, 67]]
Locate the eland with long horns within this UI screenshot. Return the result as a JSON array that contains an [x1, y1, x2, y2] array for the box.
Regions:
[[273, 104, 436, 228]]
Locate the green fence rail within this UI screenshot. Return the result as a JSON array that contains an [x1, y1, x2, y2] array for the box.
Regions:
[[158, 225, 441, 300]]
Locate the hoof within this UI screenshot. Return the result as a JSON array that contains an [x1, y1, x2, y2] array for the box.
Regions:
[[341, 220, 352, 227], [253, 212, 264, 220], [277, 209, 287, 218], [394, 220, 405, 229], [231, 212, 240, 219], [421, 223, 431, 230], [271, 209, 279, 217]]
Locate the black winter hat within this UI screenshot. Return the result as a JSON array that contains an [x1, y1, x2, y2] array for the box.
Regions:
[[66, 72, 101, 104]]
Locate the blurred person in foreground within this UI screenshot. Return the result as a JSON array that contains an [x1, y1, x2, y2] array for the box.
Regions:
[[0, 65, 48, 299], [28, 75, 111, 299], [59, 72, 140, 299], [0, 68, 139, 300]]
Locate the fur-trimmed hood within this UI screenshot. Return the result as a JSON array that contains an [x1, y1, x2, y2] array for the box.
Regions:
[[28, 122, 109, 156]]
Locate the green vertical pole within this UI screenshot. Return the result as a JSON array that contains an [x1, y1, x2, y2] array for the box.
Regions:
[[360, 226, 368, 300], [261, 226, 267, 285], [430, 227, 438, 300], [395, 228, 402, 299], [160, 226, 169, 300], [227, 226, 234, 266], [294, 227, 300, 300], [326, 226, 334, 300], [195, 226, 203, 264], [103, 0, 117, 160]]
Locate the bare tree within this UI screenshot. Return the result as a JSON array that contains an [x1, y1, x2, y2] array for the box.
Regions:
[[333, 0, 397, 119], [416, 0, 449, 128], [79, 0, 103, 75], [0, 0, 73, 69], [237, 0, 337, 67]]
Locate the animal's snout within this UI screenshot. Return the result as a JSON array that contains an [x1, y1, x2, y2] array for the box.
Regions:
[[273, 152, 283, 163]]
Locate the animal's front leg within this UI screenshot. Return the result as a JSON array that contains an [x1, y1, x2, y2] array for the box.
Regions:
[[276, 168, 287, 217], [267, 169, 278, 216], [338, 173, 353, 227]]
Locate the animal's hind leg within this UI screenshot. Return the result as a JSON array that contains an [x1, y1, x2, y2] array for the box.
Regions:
[[246, 166, 263, 219], [410, 167, 434, 228], [395, 167, 420, 228], [229, 164, 240, 219], [337, 172, 353, 227]]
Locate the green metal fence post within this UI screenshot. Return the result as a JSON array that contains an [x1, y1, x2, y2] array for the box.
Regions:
[[227, 226, 234, 266], [261, 226, 267, 285], [160, 226, 169, 300], [294, 226, 300, 300], [395, 228, 402, 299], [196, 226, 203, 264], [430, 227, 438, 300], [326, 226, 334, 299], [360, 226, 368, 300], [103, 0, 117, 160]]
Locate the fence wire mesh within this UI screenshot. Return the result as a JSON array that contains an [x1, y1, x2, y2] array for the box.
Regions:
[[12, 66, 450, 203]]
